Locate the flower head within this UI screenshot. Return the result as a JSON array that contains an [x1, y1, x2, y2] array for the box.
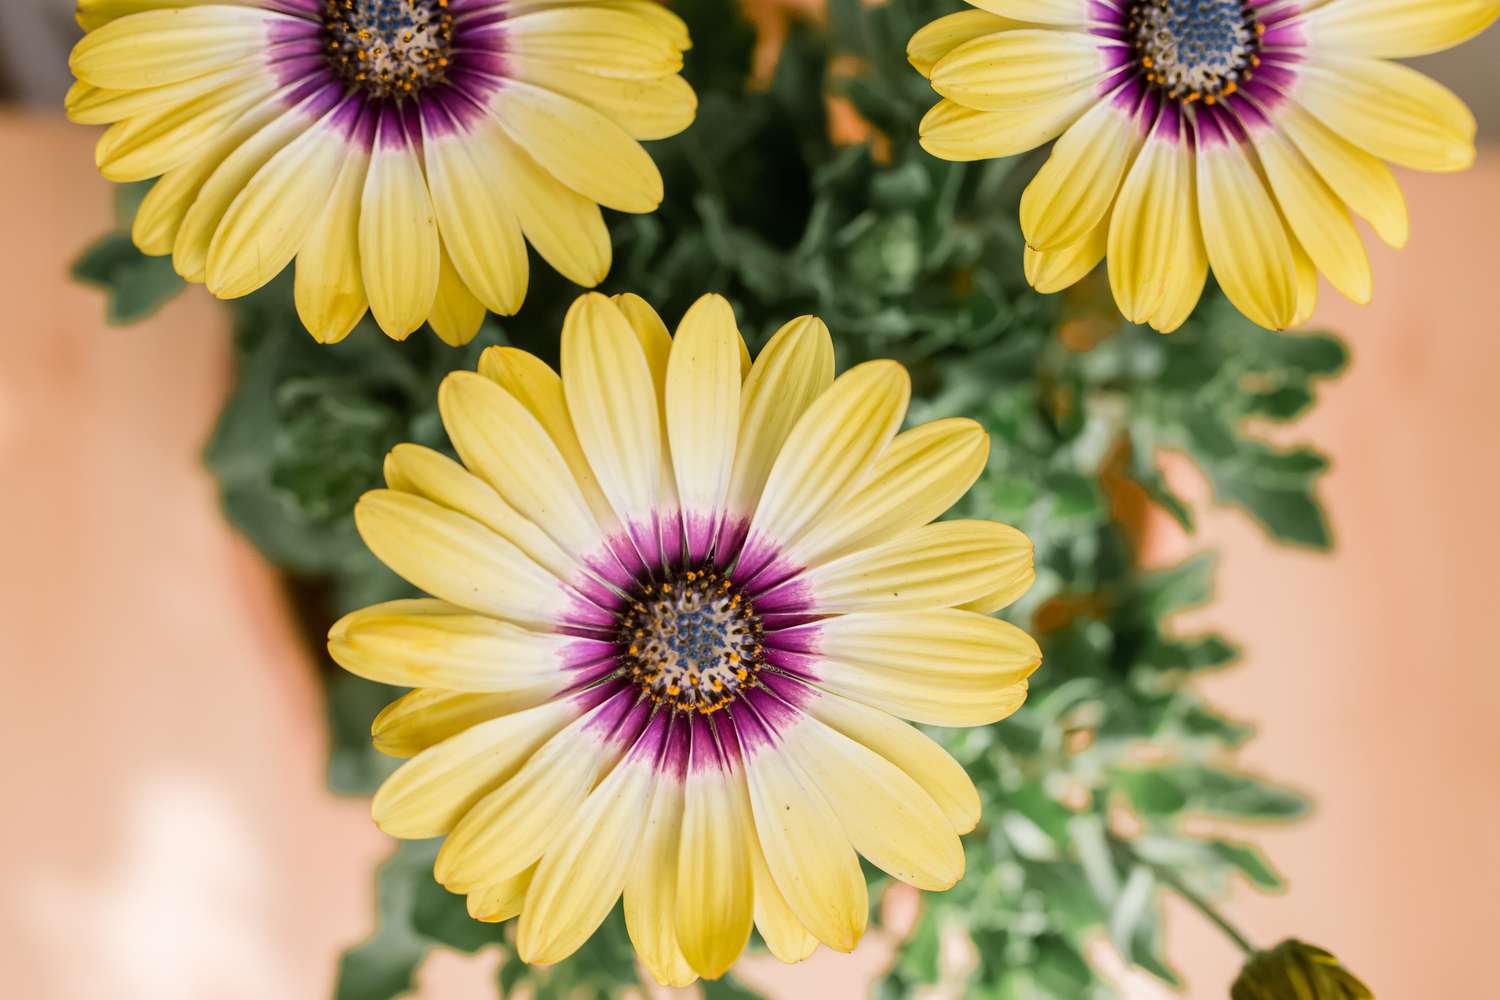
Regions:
[[331, 291, 1041, 982], [68, 1, 696, 344], [1233, 939, 1374, 1000], [910, 0, 1497, 331]]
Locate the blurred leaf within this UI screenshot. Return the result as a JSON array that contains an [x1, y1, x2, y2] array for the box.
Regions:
[[1210, 840, 1286, 892], [336, 841, 503, 1000], [71, 233, 184, 324], [1121, 764, 1309, 820], [71, 181, 186, 324]]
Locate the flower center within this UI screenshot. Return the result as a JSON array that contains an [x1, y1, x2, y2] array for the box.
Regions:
[[616, 567, 765, 715], [322, 0, 454, 99], [1129, 0, 1263, 102]]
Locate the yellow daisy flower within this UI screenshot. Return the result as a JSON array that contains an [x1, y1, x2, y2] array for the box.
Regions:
[[67, 0, 696, 344], [330, 291, 1041, 983], [910, 0, 1497, 332]]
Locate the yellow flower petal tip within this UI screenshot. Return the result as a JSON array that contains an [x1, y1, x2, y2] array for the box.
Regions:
[[909, 0, 1496, 331], [332, 290, 1040, 974], [68, 0, 696, 343]]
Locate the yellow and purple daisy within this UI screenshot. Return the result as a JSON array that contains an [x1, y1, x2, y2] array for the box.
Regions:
[[911, 0, 1497, 331], [330, 291, 1041, 982], [68, 0, 696, 343]]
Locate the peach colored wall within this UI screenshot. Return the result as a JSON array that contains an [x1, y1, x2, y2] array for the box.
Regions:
[[1, 111, 1497, 999]]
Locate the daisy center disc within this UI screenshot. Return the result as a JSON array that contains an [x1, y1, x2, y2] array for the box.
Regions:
[[617, 567, 765, 715], [322, 0, 454, 99], [1129, 0, 1262, 102]]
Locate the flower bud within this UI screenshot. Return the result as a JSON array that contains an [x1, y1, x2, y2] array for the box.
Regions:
[[1233, 940, 1373, 1000]]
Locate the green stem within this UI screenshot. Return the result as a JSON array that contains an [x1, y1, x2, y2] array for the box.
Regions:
[[1150, 861, 1259, 957]]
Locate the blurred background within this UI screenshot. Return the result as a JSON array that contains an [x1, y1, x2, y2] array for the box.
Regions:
[[2, 1, 1497, 998]]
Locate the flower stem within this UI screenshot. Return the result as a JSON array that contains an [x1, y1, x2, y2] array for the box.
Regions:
[[1149, 860, 1258, 957]]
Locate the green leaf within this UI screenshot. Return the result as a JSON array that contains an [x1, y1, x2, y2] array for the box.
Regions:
[[895, 908, 943, 984], [1209, 840, 1287, 892], [1108, 865, 1156, 958], [1133, 553, 1217, 619], [1118, 770, 1190, 818], [1134, 764, 1310, 820], [1144, 635, 1240, 673], [71, 233, 185, 324], [336, 842, 458, 1000]]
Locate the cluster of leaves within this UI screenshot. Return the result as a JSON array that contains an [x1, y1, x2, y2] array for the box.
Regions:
[[76, 0, 1349, 996]]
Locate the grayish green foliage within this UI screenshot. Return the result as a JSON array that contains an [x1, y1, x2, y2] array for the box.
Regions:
[[75, 0, 1346, 996], [71, 183, 185, 324]]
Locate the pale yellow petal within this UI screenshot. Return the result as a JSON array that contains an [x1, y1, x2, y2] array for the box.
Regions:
[[75, 0, 254, 32], [1304, 0, 1500, 59], [1289, 236, 1320, 329], [811, 609, 1039, 727], [960, 537, 1044, 613], [360, 116, 440, 338], [95, 75, 275, 182], [744, 361, 909, 559], [666, 295, 742, 558], [1108, 108, 1197, 323], [70, 6, 280, 89], [437, 371, 605, 560], [788, 418, 990, 568], [803, 688, 980, 834], [327, 601, 578, 693], [383, 443, 581, 584], [508, 56, 697, 140], [749, 833, 819, 964], [792, 520, 1032, 613], [67, 59, 261, 126], [372, 689, 520, 758], [1021, 97, 1147, 251], [592, 0, 692, 50], [561, 293, 664, 532], [131, 96, 282, 255], [352, 489, 569, 628], [1195, 132, 1299, 330], [675, 745, 755, 978], [724, 316, 835, 530], [475, 348, 619, 530], [1143, 216, 1207, 334], [931, 29, 1112, 111], [294, 145, 370, 343], [1293, 57, 1476, 173], [743, 740, 867, 952], [518, 755, 657, 964], [907, 10, 1018, 78], [172, 101, 311, 283], [502, 6, 684, 79], [785, 718, 965, 891], [963, 0, 1095, 24], [920, 90, 1098, 162], [423, 118, 528, 316], [1024, 216, 1107, 294], [624, 761, 698, 988], [494, 79, 664, 213], [427, 244, 488, 346], [1275, 101, 1410, 249], [468, 868, 535, 924], [491, 129, 611, 288], [436, 705, 621, 891], [206, 115, 347, 299], [1252, 122, 1372, 305], [370, 698, 577, 838]]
